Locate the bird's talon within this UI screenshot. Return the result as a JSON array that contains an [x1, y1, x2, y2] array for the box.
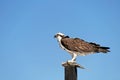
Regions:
[[67, 60, 76, 63]]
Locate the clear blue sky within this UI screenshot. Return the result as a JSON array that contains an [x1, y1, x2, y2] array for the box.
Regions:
[[0, 0, 120, 80]]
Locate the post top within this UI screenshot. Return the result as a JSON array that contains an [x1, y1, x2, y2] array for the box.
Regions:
[[62, 61, 85, 69]]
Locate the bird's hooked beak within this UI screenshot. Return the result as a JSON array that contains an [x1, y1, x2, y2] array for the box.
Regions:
[[54, 35, 57, 38]]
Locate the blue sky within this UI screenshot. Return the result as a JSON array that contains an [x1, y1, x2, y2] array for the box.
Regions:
[[0, 0, 120, 80]]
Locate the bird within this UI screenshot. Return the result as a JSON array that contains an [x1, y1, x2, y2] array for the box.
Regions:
[[54, 32, 110, 63]]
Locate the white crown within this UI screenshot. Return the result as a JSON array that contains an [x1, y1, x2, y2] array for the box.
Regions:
[[57, 32, 65, 36]]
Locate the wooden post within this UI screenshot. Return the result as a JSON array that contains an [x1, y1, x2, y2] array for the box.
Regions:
[[64, 65, 77, 80], [62, 62, 85, 80]]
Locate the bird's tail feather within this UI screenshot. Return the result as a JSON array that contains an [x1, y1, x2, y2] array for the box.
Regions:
[[98, 47, 110, 53]]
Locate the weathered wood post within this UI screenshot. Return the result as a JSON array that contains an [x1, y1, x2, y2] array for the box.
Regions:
[[62, 62, 85, 80]]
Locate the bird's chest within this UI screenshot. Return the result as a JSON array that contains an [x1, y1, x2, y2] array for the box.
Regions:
[[59, 41, 75, 55], [58, 41, 86, 56]]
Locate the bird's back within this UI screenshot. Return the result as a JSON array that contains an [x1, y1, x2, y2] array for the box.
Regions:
[[61, 37, 110, 55]]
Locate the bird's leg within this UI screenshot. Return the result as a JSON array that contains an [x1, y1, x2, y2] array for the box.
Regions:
[[72, 53, 77, 61], [68, 53, 77, 63]]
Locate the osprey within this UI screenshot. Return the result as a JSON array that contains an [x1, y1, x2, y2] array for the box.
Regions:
[[54, 32, 110, 63]]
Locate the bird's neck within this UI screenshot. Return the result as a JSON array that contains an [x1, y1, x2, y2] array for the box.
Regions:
[[57, 36, 62, 42]]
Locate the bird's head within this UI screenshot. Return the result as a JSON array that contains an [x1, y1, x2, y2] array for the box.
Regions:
[[54, 32, 69, 41]]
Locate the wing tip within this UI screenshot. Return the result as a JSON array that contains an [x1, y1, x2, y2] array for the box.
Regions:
[[99, 47, 110, 53]]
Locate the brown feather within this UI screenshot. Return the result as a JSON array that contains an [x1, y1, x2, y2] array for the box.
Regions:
[[61, 37, 110, 55]]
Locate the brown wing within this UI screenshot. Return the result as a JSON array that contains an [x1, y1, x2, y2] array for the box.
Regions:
[[89, 42, 110, 53], [61, 37, 110, 54], [61, 38, 97, 53]]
